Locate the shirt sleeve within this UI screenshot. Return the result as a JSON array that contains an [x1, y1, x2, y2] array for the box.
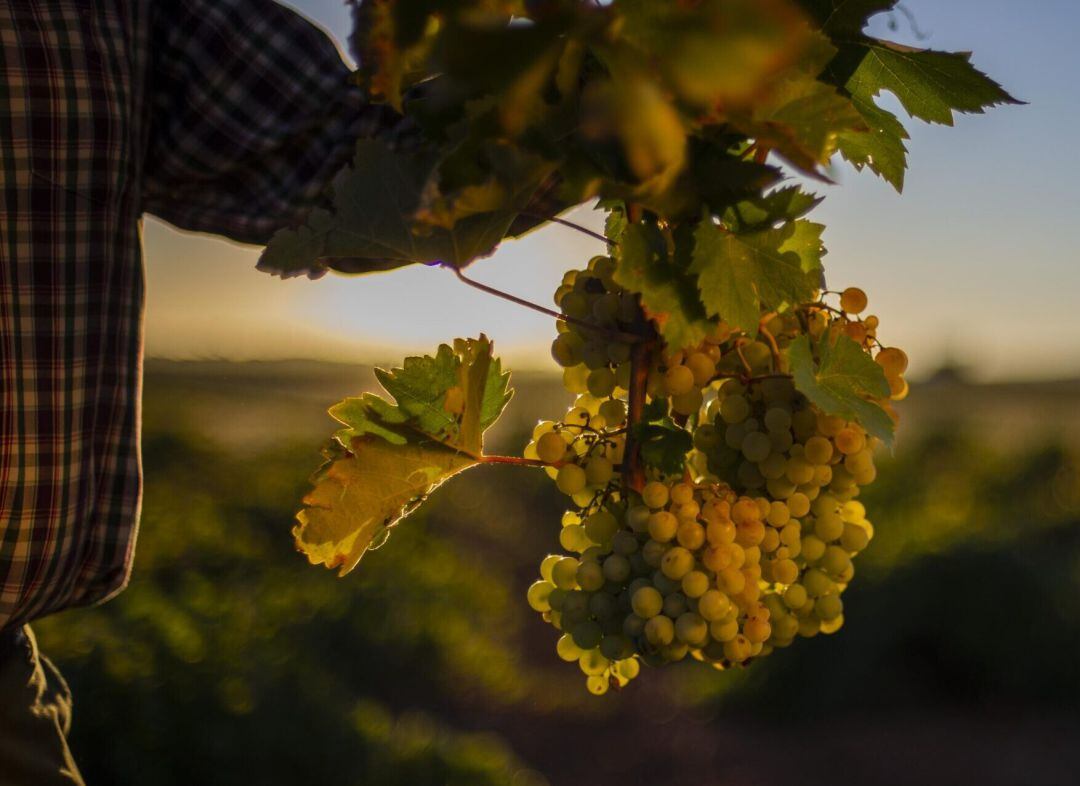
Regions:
[[142, 0, 401, 246]]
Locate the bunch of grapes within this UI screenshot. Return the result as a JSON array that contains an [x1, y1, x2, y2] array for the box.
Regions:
[[527, 259, 907, 694]]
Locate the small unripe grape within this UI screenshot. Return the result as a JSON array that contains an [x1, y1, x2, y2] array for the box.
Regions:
[[585, 456, 614, 486], [579, 649, 609, 675], [801, 535, 827, 563], [648, 511, 678, 542], [772, 558, 799, 585], [785, 456, 815, 485], [840, 287, 868, 314], [741, 431, 772, 463], [586, 367, 616, 398], [720, 395, 751, 424], [555, 464, 588, 495], [675, 612, 709, 646], [642, 481, 670, 509], [602, 554, 631, 583], [685, 352, 716, 387], [804, 436, 833, 465], [671, 388, 704, 416], [840, 522, 870, 553], [527, 581, 554, 611], [660, 546, 694, 580], [681, 570, 710, 598], [876, 347, 909, 376], [743, 617, 771, 644], [551, 334, 583, 367], [764, 407, 793, 434], [723, 634, 752, 663], [814, 511, 845, 542], [662, 592, 688, 618], [641, 539, 668, 567], [697, 589, 731, 621], [815, 593, 843, 621], [631, 586, 663, 619], [670, 483, 694, 505], [536, 432, 568, 464], [644, 615, 675, 646], [556, 633, 583, 662], [783, 583, 808, 609], [586, 675, 609, 695], [576, 560, 605, 591], [551, 557, 580, 589], [803, 568, 833, 598], [663, 365, 695, 396], [787, 492, 811, 518], [822, 545, 853, 577], [676, 521, 706, 550], [834, 427, 866, 455], [598, 399, 626, 425]]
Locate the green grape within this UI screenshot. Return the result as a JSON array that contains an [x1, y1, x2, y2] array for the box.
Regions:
[[587, 368, 616, 398], [644, 615, 675, 647], [600, 634, 631, 660], [551, 557, 580, 589], [681, 570, 710, 598], [602, 554, 631, 583], [741, 431, 772, 463], [660, 547, 694, 580], [585, 456, 614, 486], [527, 581, 554, 612], [647, 511, 678, 542], [536, 431, 567, 464], [815, 593, 843, 621], [663, 365, 695, 396], [579, 649, 610, 676], [614, 658, 640, 680], [571, 620, 603, 650], [576, 560, 605, 591], [599, 398, 626, 425], [586, 675, 609, 695], [555, 464, 588, 495], [720, 395, 750, 424], [697, 589, 731, 621], [675, 612, 709, 646], [540, 554, 561, 582], [631, 586, 663, 619], [802, 568, 833, 598], [642, 481, 670, 509], [552, 634, 582, 666]]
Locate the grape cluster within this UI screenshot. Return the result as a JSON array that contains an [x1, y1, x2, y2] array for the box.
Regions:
[[528, 262, 906, 693]]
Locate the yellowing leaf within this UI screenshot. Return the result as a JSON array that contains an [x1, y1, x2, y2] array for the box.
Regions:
[[294, 439, 477, 576], [294, 337, 512, 574]]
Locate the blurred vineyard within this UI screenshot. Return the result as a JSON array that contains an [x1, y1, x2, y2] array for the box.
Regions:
[[36, 361, 1080, 786]]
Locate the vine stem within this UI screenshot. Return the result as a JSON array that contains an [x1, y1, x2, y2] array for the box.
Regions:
[[449, 265, 646, 344], [477, 455, 557, 468], [622, 338, 652, 494], [518, 211, 609, 244]]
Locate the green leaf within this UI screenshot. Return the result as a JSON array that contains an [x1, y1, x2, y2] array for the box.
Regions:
[[788, 334, 894, 444], [613, 224, 713, 350], [690, 220, 822, 334], [838, 40, 1021, 126], [295, 336, 513, 574], [722, 186, 822, 233], [797, 0, 897, 36], [835, 94, 909, 190], [332, 336, 511, 456], [257, 140, 545, 279], [634, 417, 693, 477], [730, 77, 866, 176]]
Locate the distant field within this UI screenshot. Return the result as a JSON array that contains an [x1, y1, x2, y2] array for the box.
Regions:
[[144, 358, 1080, 452]]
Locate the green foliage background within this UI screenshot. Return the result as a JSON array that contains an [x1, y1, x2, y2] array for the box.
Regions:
[[35, 362, 1080, 786]]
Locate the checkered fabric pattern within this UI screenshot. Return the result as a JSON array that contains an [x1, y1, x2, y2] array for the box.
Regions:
[[0, 0, 400, 631]]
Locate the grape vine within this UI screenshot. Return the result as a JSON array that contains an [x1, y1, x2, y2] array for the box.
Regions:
[[268, 0, 1017, 693]]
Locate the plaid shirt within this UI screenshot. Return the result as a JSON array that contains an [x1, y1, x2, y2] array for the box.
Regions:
[[0, 0, 400, 631]]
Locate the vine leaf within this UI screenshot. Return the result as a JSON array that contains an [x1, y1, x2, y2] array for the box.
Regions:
[[788, 333, 894, 445], [633, 403, 693, 477], [828, 39, 1020, 190], [691, 220, 823, 335], [797, 0, 898, 36], [294, 336, 512, 575], [257, 140, 546, 279], [613, 223, 713, 351]]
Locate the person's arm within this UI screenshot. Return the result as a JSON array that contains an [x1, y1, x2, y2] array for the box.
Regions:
[[142, 0, 402, 246]]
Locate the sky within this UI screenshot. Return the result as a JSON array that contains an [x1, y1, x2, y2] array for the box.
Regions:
[[141, 0, 1080, 381]]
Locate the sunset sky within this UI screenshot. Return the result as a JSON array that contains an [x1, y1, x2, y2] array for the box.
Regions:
[[141, 0, 1080, 381]]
